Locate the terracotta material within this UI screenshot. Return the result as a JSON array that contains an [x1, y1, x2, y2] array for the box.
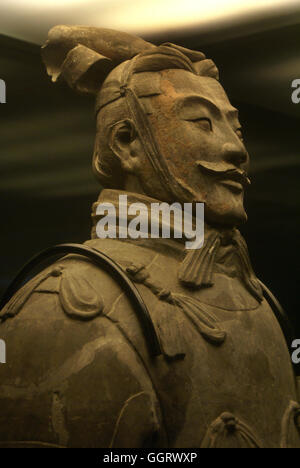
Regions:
[[0, 26, 299, 448]]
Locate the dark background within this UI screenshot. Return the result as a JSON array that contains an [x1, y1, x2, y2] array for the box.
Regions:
[[0, 22, 299, 337]]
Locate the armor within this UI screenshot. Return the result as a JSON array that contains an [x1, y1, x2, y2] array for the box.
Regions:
[[0, 26, 299, 448]]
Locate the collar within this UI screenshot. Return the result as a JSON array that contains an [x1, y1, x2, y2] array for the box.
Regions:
[[91, 189, 263, 302]]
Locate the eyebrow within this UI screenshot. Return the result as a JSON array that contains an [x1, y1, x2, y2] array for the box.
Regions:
[[176, 95, 239, 120]]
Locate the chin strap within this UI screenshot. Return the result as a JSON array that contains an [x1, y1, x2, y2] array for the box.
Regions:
[[0, 243, 162, 357], [118, 57, 193, 203]]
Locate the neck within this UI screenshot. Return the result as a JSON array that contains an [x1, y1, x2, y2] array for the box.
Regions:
[[90, 188, 262, 302], [124, 175, 146, 195]]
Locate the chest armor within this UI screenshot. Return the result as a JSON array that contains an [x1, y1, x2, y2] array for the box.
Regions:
[[149, 293, 299, 448], [0, 237, 299, 448], [109, 238, 300, 448]]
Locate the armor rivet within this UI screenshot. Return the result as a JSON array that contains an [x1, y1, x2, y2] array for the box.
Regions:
[[158, 289, 171, 299], [51, 266, 63, 277], [221, 412, 236, 432]]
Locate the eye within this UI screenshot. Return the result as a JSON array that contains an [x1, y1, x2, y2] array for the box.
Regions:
[[236, 128, 244, 141], [192, 118, 212, 132]]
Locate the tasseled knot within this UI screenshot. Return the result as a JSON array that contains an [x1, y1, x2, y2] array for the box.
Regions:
[[178, 229, 263, 302]]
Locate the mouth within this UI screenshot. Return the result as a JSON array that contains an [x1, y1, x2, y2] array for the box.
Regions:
[[219, 178, 244, 193], [220, 170, 251, 192], [195, 161, 251, 192]]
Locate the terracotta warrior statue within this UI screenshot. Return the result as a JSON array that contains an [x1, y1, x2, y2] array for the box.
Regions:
[[0, 26, 299, 448]]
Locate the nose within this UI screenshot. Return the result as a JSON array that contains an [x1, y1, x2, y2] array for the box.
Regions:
[[222, 142, 248, 169]]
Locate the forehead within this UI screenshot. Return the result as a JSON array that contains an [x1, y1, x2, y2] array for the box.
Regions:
[[158, 69, 236, 115]]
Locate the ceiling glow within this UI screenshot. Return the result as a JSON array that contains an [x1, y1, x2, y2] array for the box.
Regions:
[[0, 0, 299, 43]]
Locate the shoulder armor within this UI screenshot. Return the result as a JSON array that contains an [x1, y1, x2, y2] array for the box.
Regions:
[[0, 263, 104, 322], [0, 243, 161, 357]]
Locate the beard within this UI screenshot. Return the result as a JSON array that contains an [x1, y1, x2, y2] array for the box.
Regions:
[[160, 160, 248, 227]]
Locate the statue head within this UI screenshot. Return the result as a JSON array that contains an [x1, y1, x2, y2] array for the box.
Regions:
[[43, 26, 250, 227]]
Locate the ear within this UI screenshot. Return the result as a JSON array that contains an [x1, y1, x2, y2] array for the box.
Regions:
[[108, 119, 142, 173]]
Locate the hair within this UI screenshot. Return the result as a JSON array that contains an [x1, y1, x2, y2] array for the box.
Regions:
[[92, 43, 219, 188]]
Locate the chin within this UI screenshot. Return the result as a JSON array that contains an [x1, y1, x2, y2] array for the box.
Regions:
[[205, 203, 248, 227], [201, 186, 248, 227]]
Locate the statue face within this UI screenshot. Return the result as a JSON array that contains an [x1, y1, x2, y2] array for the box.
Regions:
[[145, 69, 250, 226]]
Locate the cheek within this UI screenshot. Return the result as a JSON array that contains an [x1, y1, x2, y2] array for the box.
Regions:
[[148, 114, 208, 179], [147, 94, 199, 175]]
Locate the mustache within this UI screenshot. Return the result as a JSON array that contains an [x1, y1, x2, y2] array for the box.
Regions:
[[195, 160, 251, 186]]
